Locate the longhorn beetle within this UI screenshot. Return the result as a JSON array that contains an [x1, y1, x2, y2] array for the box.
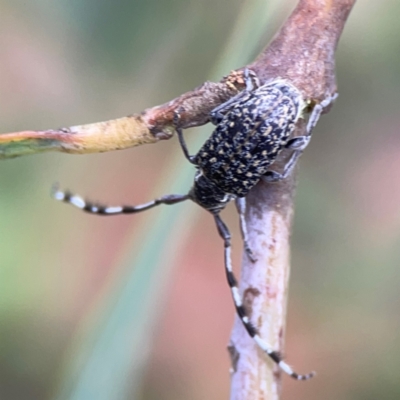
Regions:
[[53, 69, 337, 380]]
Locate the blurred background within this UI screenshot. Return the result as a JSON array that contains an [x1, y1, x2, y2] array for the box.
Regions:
[[0, 0, 400, 399]]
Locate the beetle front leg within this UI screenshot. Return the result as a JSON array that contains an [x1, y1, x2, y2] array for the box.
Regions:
[[173, 111, 197, 165], [306, 92, 339, 135]]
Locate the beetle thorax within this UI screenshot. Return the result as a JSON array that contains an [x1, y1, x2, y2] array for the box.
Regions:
[[189, 170, 233, 213]]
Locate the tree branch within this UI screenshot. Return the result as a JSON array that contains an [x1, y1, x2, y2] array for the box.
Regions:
[[0, 71, 246, 158], [228, 1, 356, 399]]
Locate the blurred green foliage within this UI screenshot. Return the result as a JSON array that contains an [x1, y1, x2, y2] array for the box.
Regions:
[[1, 1, 400, 400]]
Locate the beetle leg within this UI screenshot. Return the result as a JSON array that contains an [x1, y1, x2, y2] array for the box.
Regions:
[[235, 197, 257, 262]]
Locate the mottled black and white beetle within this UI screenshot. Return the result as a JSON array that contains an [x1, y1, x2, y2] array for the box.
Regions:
[[53, 69, 337, 380]]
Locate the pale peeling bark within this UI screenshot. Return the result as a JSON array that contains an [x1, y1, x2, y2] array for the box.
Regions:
[[229, 198, 292, 399]]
